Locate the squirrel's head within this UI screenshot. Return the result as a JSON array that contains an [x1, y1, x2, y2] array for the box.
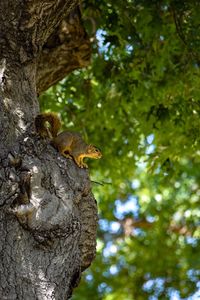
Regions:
[[86, 145, 102, 159]]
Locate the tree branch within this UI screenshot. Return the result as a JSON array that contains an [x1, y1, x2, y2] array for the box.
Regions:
[[37, 7, 91, 94], [119, 217, 198, 237]]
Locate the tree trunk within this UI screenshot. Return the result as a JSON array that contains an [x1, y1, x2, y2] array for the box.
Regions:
[[0, 1, 97, 299]]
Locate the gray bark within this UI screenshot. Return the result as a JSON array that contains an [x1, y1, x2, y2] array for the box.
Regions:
[[0, 1, 97, 299], [37, 7, 91, 94]]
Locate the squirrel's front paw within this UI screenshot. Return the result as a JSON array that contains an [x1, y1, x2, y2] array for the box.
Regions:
[[81, 163, 88, 169]]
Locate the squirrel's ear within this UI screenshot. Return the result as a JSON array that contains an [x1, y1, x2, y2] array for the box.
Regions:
[[87, 144, 93, 152]]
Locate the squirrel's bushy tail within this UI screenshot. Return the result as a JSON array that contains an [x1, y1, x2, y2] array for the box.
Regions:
[[35, 112, 61, 138]]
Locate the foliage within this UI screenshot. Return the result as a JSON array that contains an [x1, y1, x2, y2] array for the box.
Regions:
[[40, 1, 200, 299]]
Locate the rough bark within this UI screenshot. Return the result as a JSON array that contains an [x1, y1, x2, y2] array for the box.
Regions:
[[0, 1, 97, 299], [37, 7, 91, 94]]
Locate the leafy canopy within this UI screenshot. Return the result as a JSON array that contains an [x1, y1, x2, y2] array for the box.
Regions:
[[40, 1, 200, 299]]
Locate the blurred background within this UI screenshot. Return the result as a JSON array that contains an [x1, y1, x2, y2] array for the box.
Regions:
[[39, 1, 200, 299]]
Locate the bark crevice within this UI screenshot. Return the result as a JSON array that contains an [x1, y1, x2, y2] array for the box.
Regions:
[[1, 130, 97, 299]]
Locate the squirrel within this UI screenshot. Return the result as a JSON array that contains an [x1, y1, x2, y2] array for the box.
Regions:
[[35, 112, 102, 168]]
